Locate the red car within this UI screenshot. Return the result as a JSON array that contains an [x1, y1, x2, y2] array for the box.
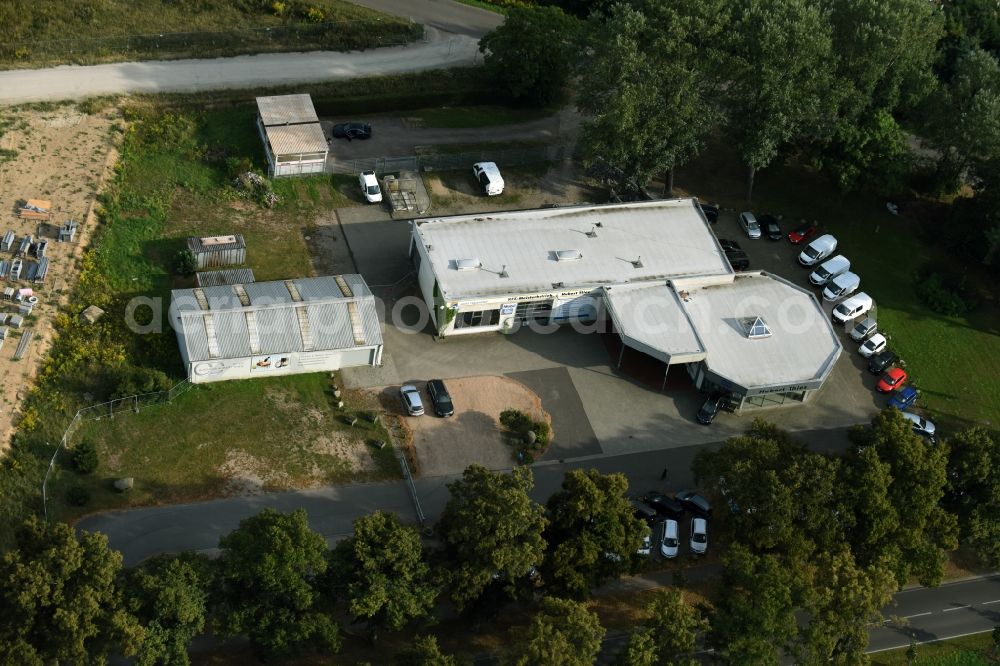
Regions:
[[788, 222, 818, 244], [877, 367, 908, 393]]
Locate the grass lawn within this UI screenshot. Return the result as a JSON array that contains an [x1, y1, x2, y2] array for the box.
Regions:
[[675, 142, 1000, 430], [49, 374, 399, 521], [404, 105, 557, 128], [1, 0, 418, 67], [870, 631, 996, 665]]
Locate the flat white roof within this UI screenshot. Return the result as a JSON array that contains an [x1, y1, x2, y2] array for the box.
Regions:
[[413, 199, 732, 299], [603, 282, 705, 364], [256, 94, 319, 126], [264, 123, 328, 157], [677, 273, 841, 390]]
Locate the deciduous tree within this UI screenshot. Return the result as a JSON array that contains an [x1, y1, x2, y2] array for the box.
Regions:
[[643, 588, 707, 666], [543, 469, 645, 597], [944, 427, 1000, 567], [479, 6, 580, 106], [394, 634, 459, 666], [329, 511, 438, 634], [124, 553, 212, 666], [0, 517, 141, 664], [507, 597, 605, 666], [216, 508, 339, 659], [438, 465, 547, 610]]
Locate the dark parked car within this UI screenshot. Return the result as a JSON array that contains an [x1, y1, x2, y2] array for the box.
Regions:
[[641, 492, 684, 519], [867, 350, 897, 374], [674, 489, 712, 518], [630, 499, 658, 523], [699, 202, 720, 224], [888, 386, 918, 410], [331, 122, 372, 140], [426, 378, 454, 417], [725, 249, 750, 271], [696, 395, 721, 425], [718, 238, 742, 252], [760, 214, 782, 240]]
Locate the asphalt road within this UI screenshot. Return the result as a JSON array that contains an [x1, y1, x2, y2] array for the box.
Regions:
[[347, 0, 502, 38], [869, 574, 1000, 653]]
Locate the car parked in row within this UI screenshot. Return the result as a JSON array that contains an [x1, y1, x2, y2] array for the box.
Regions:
[[832, 292, 874, 325], [822, 271, 860, 301], [718, 238, 741, 252], [699, 202, 720, 224], [675, 489, 712, 518], [888, 385, 917, 410], [808, 254, 850, 287], [690, 517, 708, 555], [738, 211, 762, 239], [642, 492, 684, 519], [868, 350, 897, 374], [426, 379, 454, 417], [759, 214, 782, 240], [877, 367, 908, 393], [788, 222, 818, 244], [725, 250, 750, 271], [901, 411, 937, 442], [849, 317, 877, 341], [400, 384, 424, 416], [660, 519, 680, 558], [798, 233, 838, 266], [859, 333, 887, 358], [473, 161, 504, 196], [697, 395, 722, 424]]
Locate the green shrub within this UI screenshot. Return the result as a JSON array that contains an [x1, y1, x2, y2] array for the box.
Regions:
[[915, 272, 977, 316], [532, 421, 550, 446], [500, 409, 533, 434], [72, 441, 99, 474], [65, 485, 91, 507], [175, 249, 197, 276]]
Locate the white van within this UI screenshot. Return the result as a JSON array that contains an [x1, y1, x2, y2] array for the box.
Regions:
[[822, 271, 861, 301], [472, 162, 504, 196], [831, 292, 873, 324], [798, 234, 838, 266], [809, 254, 850, 286]]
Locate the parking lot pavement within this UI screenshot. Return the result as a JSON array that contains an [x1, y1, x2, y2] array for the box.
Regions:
[[395, 376, 537, 476], [507, 368, 601, 460], [335, 207, 412, 286]]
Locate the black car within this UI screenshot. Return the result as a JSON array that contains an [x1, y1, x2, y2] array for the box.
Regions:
[[641, 492, 684, 519], [699, 202, 720, 224], [718, 238, 742, 253], [331, 122, 372, 140], [426, 379, 454, 417], [725, 249, 750, 271], [759, 214, 782, 240], [630, 499, 658, 523], [696, 395, 721, 425], [867, 350, 898, 375], [674, 489, 712, 518]]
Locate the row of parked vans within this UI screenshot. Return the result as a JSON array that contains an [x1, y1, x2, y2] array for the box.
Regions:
[[798, 234, 863, 302]]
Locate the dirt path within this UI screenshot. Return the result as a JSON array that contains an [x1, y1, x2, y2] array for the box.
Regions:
[[0, 106, 120, 449]]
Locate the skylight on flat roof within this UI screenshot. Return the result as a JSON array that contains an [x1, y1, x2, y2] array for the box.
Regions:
[[743, 316, 772, 339]]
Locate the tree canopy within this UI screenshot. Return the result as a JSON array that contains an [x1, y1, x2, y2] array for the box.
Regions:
[[944, 427, 1000, 568], [216, 508, 339, 658], [438, 465, 547, 610], [479, 6, 580, 105], [0, 517, 141, 665], [329, 510, 438, 633], [542, 468, 646, 597], [507, 597, 605, 666]]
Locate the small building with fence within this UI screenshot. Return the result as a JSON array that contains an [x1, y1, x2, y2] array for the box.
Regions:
[[256, 94, 328, 177], [170, 274, 383, 384], [187, 234, 246, 270]]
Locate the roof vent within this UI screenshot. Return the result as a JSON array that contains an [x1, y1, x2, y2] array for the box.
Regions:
[[743, 316, 772, 339], [555, 249, 583, 262], [631, 256, 644, 268], [585, 225, 598, 238], [552, 282, 564, 289], [455, 258, 482, 271], [499, 264, 509, 278]]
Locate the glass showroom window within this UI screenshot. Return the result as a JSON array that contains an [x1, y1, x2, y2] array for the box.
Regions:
[[455, 309, 501, 329]]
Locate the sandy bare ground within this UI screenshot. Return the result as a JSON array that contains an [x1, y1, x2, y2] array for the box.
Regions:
[[0, 106, 119, 450], [369, 375, 551, 477]]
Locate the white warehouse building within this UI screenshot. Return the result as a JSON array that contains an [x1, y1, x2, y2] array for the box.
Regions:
[[170, 275, 383, 384], [409, 200, 841, 409], [256, 94, 328, 177]]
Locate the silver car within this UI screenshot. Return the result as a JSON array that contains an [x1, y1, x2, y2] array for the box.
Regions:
[[400, 385, 424, 416]]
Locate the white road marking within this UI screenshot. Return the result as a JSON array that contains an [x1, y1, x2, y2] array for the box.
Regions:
[[983, 599, 1000, 605], [867, 628, 995, 654], [904, 612, 931, 619], [942, 605, 971, 612]]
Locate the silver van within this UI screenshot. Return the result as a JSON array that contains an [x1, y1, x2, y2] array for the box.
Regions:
[[798, 234, 838, 266], [809, 254, 850, 286], [822, 271, 861, 301]]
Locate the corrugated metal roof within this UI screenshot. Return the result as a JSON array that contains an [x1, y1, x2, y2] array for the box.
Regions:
[[196, 268, 256, 287], [256, 94, 319, 126], [187, 234, 246, 254], [171, 275, 382, 362], [264, 123, 328, 157], [413, 199, 732, 300]]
